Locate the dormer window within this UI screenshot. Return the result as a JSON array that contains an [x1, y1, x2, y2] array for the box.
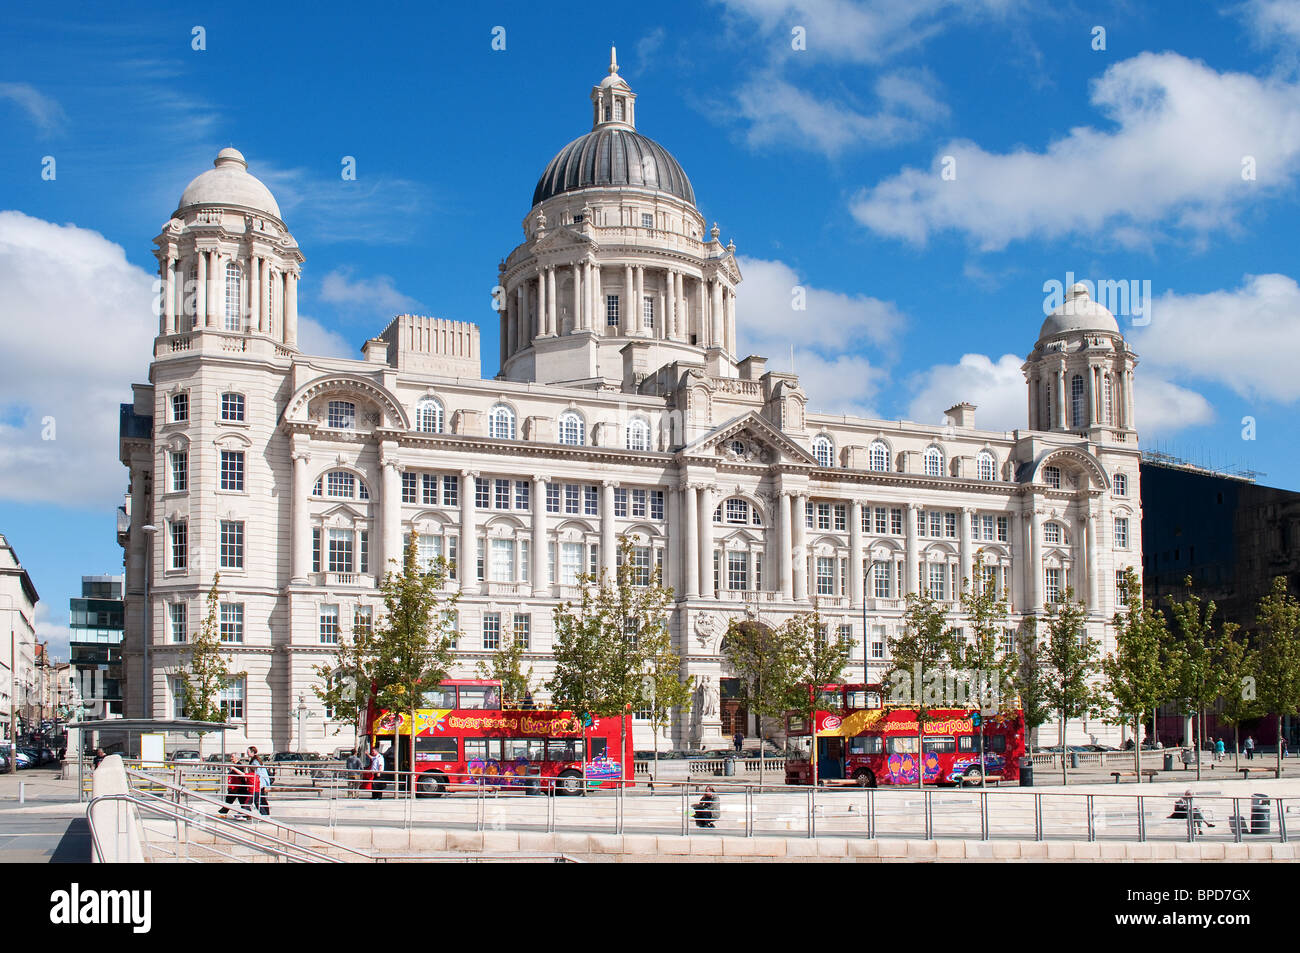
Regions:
[[614, 98, 625, 121], [1043, 465, 1061, 489], [641, 212, 653, 228], [327, 400, 356, 430], [572, 213, 584, 225]]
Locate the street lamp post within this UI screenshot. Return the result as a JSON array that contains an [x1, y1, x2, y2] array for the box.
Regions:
[[141, 524, 158, 720]]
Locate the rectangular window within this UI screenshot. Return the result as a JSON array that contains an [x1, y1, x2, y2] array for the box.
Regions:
[[873, 562, 891, 599], [631, 488, 647, 518], [354, 605, 373, 638], [930, 512, 943, 538], [629, 546, 652, 587], [1045, 568, 1062, 604], [1000, 630, 1016, 656], [996, 516, 1008, 542], [641, 212, 653, 228], [512, 613, 531, 649], [170, 603, 187, 643], [171, 676, 188, 719], [805, 501, 814, 528], [219, 603, 244, 643], [476, 538, 484, 581], [816, 557, 835, 595], [220, 392, 245, 421], [421, 473, 437, 505], [944, 512, 957, 538], [650, 490, 665, 520], [170, 451, 188, 492], [327, 400, 356, 429], [219, 450, 244, 491], [1044, 465, 1061, 489], [475, 478, 490, 509], [482, 613, 501, 650], [875, 507, 887, 535], [514, 481, 530, 510], [642, 296, 654, 329], [319, 604, 340, 644], [171, 393, 189, 422], [584, 485, 598, 516], [416, 533, 442, 573], [490, 539, 515, 581], [815, 503, 830, 530], [219, 678, 245, 721], [402, 472, 417, 503], [983, 515, 995, 541], [359, 530, 369, 574], [890, 509, 903, 535], [547, 484, 561, 513], [442, 475, 458, 507], [219, 520, 244, 569], [606, 294, 620, 327], [1114, 517, 1130, 549], [559, 542, 583, 585], [1116, 570, 1130, 606], [614, 487, 628, 518], [444, 609, 458, 650], [564, 484, 580, 514], [170, 521, 188, 570], [494, 478, 510, 509], [833, 504, 846, 532], [328, 529, 354, 573], [928, 563, 947, 601], [727, 551, 749, 591], [312, 528, 321, 574], [1114, 473, 1128, 496]]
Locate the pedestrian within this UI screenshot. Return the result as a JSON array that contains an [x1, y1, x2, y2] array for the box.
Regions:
[[218, 758, 251, 818], [692, 785, 719, 828], [733, 730, 743, 753], [1245, 735, 1255, 761], [1215, 737, 1225, 763], [345, 748, 364, 798], [1282, 737, 1290, 760], [248, 747, 271, 816], [1168, 789, 1215, 834], [92, 748, 106, 769], [368, 746, 386, 800]]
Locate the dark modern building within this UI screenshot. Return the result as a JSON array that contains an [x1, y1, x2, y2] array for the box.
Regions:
[[1142, 457, 1300, 748], [69, 575, 125, 717]]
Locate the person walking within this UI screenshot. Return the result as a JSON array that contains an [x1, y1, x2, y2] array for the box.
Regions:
[[733, 731, 744, 753], [248, 747, 271, 816], [1282, 737, 1290, 760], [218, 758, 251, 818], [1245, 736, 1255, 761], [1215, 737, 1225, 763], [368, 746, 386, 800], [345, 748, 364, 798]]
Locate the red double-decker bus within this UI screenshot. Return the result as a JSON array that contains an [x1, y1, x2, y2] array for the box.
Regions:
[[784, 683, 1025, 787], [368, 679, 633, 796]]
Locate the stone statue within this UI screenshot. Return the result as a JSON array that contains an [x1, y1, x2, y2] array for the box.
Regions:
[[700, 676, 718, 716]]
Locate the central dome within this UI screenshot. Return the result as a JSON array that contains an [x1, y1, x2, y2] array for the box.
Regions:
[[531, 127, 697, 209]]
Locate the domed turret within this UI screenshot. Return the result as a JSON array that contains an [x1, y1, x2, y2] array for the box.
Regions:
[[177, 147, 282, 220], [1038, 282, 1120, 340]]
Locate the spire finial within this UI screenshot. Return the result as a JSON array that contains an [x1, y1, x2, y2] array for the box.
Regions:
[[610, 45, 619, 75]]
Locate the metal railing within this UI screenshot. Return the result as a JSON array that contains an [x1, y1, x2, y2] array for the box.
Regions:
[[148, 762, 1294, 846]]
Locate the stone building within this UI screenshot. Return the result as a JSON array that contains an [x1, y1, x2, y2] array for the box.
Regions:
[[118, 52, 1144, 753]]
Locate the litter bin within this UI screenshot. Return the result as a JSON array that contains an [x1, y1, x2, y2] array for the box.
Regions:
[[1070, 751, 1080, 769], [724, 757, 735, 777], [1019, 757, 1033, 787], [1163, 753, 1175, 772], [1251, 794, 1271, 835]]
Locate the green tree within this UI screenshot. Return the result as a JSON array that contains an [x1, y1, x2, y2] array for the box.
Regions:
[[1166, 576, 1236, 779], [372, 533, 458, 793], [178, 573, 230, 725], [954, 556, 1017, 713], [476, 623, 535, 708], [1256, 576, 1300, 779], [312, 613, 379, 751], [548, 536, 682, 785], [1104, 568, 1172, 780], [1009, 617, 1052, 750], [886, 591, 961, 789], [722, 617, 797, 786], [1215, 622, 1261, 771], [1040, 590, 1103, 785], [639, 618, 693, 782], [783, 611, 852, 786]]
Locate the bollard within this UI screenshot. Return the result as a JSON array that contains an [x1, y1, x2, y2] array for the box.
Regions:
[[18, 782, 25, 804]]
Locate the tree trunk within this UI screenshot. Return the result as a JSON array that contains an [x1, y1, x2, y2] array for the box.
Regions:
[[1234, 723, 1241, 772], [1195, 707, 1202, 781], [1134, 712, 1142, 780], [1060, 710, 1068, 786], [1278, 715, 1285, 779], [409, 701, 416, 798]]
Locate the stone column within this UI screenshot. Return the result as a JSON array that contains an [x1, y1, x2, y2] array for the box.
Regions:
[[162, 257, 176, 334], [657, 283, 666, 340], [665, 268, 676, 339], [196, 249, 208, 327], [667, 485, 681, 594], [601, 480, 616, 580], [905, 503, 920, 595], [683, 483, 700, 599], [290, 444, 312, 583], [623, 264, 634, 334], [285, 271, 299, 347], [1084, 509, 1098, 610], [592, 264, 602, 330], [536, 271, 546, 339], [571, 262, 582, 334], [635, 265, 646, 333], [261, 258, 273, 333], [1028, 506, 1042, 612], [546, 266, 557, 336], [778, 491, 794, 600], [676, 272, 686, 341], [582, 260, 593, 331], [209, 251, 223, 329], [696, 277, 707, 345], [531, 476, 547, 596], [380, 448, 401, 580], [1125, 369, 1136, 429], [1008, 512, 1024, 611], [710, 279, 723, 346], [698, 485, 715, 598], [960, 506, 974, 595], [499, 295, 509, 359], [1056, 367, 1067, 429], [1086, 364, 1096, 427], [849, 500, 864, 607], [792, 493, 807, 601], [460, 470, 479, 594], [726, 288, 736, 354]]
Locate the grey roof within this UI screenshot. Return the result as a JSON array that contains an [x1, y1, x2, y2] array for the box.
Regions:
[[532, 128, 696, 208]]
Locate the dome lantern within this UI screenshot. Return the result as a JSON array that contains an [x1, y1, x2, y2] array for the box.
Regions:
[[591, 45, 636, 131]]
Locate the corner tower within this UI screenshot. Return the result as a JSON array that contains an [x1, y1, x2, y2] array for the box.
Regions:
[[498, 48, 742, 390]]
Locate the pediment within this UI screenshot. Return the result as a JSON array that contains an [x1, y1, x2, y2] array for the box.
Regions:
[[531, 226, 592, 255], [679, 411, 819, 466]]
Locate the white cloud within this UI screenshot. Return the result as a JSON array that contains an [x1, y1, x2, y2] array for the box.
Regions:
[[792, 351, 889, 417], [1241, 0, 1300, 47], [35, 602, 72, 663], [851, 53, 1300, 249], [0, 82, 65, 135], [256, 165, 431, 245], [904, 353, 1027, 431], [1132, 375, 1215, 436], [736, 70, 948, 154], [1131, 273, 1300, 403], [318, 268, 422, 316], [297, 314, 357, 360], [0, 211, 155, 507]]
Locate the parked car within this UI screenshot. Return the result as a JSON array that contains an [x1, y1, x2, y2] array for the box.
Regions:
[[170, 749, 202, 764]]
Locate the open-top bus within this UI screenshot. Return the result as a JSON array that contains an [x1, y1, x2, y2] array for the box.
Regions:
[[368, 678, 633, 796], [784, 683, 1025, 787]]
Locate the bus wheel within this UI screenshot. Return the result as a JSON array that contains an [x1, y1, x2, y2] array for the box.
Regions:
[[853, 769, 876, 788], [555, 771, 582, 796], [416, 772, 446, 798], [962, 766, 983, 787]]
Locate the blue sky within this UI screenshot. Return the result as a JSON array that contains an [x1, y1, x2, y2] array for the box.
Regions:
[[3, 0, 1300, 657]]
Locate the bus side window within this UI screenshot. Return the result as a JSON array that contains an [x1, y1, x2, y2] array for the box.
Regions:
[[588, 738, 608, 760], [958, 736, 976, 753], [887, 737, 917, 754], [986, 735, 1007, 752], [458, 687, 500, 710], [547, 739, 583, 762], [848, 735, 881, 755]]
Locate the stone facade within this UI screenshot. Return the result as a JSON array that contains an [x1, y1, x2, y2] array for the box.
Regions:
[[118, 53, 1143, 754]]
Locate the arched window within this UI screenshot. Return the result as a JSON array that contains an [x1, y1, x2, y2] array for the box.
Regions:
[[558, 411, 585, 446], [869, 441, 890, 472], [977, 450, 996, 482], [924, 446, 945, 477], [489, 404, 516, 441], [1102, 374, 1114, 425], [416, 398, 444, 434], [224, 263, 242, 332], [812, 435, 834, 468], [1044, 521, 1065, 545], [626, 417, 651, 451], [313, 470, 370, 501], [1070, 374, 1086, 428], [714, 497, 762, 526]]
